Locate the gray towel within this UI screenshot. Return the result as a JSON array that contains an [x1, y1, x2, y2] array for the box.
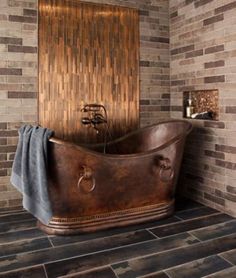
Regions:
[[10, 125, 54, 225]]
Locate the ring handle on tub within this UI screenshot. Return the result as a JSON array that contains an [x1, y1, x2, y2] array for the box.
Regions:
[[159, 157, 174, 182], [77, 166, 96, 193]]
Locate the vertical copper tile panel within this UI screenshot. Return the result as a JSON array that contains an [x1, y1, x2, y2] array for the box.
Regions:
[[38, 0, 139, 143]]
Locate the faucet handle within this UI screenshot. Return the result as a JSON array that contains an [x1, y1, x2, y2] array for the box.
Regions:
[[81, 104, 102, 112], [81, 117, 91, 125]]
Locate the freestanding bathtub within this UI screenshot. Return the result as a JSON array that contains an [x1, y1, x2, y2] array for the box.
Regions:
[[38, 120, 192, 235]]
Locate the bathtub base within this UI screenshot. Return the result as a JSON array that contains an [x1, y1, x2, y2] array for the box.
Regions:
[[37, 200, 174, 235]]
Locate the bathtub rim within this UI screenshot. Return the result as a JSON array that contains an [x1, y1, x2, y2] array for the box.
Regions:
[[48, 119, 192, 159]]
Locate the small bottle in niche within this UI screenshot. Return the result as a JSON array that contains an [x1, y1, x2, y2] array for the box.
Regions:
[[186, 98, 194, 118]]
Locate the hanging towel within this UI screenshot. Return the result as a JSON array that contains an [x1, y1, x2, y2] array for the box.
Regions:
[[10, 125, 54, 225]]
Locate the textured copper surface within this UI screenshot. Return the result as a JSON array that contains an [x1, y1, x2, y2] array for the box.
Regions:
[[184, 90, 219, 120], [38, 0, 139, 144], [38, 120, 192, 235]]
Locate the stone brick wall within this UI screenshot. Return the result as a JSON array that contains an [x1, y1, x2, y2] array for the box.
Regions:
[[0, 0, 38, 207], [170, 0, 236, 216], [0, 0, 170, 208]]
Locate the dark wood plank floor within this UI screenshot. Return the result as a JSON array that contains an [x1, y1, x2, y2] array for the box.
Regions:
[[0, 198, 236, 278]]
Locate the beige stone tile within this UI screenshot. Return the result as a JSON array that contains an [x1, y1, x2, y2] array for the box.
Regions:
[[0, 190, 21, 201], [0, 99, 22, 107], [225, 199, 236, 217], [8, 0, 37, 9], [0, 177, 10, 187], [22, 114, 37, 122], [7, 137, 19, 145], [7, 76, 37, 84], [0, 114, 22, 122], [0, 91, 7, 99]]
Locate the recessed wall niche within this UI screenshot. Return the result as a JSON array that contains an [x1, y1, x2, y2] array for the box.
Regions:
[[38, 0, 139, 144], [183, 90, 219, 121]]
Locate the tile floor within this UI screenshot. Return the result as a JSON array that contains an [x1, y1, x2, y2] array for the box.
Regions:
[[0, 198, 236, 277]]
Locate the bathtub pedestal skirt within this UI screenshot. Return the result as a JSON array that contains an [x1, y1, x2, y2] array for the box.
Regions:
[[37, 200, 174, 235]]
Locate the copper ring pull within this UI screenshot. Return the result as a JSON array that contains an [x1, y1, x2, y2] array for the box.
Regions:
[[159, 158, 174, 182], [77, 166, 96, 193]]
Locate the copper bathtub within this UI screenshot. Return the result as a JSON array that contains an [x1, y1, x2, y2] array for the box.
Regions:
[[38, 120, 192, 235]]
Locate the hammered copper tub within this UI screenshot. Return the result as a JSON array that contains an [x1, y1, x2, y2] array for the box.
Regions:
[[38, 120, 192, 235]]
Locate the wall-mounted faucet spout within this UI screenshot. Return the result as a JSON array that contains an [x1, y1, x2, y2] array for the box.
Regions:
[[81, 104, 111, 152], [91, 113, 107, 125]]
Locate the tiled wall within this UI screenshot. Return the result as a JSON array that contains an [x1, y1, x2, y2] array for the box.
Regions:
[[170, 0, 236, 216], [0, 0, 170, 208], [0, 0, 38, 207]]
